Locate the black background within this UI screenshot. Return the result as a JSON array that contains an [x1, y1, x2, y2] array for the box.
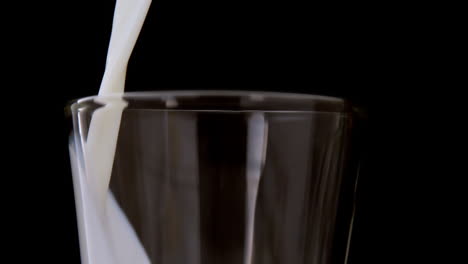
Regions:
[[15, 0, 445, 263]]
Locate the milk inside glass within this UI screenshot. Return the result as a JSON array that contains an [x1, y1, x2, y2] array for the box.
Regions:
[[70, 1, 267, 263], [70, 0, 152, 263]]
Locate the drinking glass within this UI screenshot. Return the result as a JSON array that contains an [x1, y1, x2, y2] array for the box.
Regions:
[[68, 91, 364, 264]]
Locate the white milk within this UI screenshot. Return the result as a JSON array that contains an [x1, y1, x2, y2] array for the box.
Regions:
[[72, 2, 268, 263], [72, 0, 152, 263]]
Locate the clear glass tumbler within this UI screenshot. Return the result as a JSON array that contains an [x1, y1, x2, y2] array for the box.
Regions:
[[68, 91, 364, 264]]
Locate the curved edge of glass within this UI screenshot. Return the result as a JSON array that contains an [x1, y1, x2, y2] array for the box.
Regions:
[[65, 90, 365, 117]]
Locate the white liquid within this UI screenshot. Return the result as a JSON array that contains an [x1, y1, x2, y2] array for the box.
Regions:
[[71, 0, 153, 263], [71, 1, 268, 263]]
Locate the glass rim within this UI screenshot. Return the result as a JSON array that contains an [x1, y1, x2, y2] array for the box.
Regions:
[[67, 90, 355, 114]]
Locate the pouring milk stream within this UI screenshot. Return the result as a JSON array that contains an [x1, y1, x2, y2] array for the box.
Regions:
[[71, 0, 152, 263], [70, 0, 265, 263]]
